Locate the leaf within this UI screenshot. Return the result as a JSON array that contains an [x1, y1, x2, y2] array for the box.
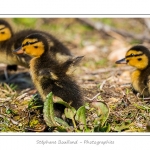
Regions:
[[53, 96, 74, 109], [91, 101, 110, 126], [114, 122, 130, 132], [75, 106, 87, 130], [54, 117, 70, 127], [94, 123, 111, 132], [64, 108, 76, 120], [53, 96, 76, 119], [53, 95, 77, 129], [43, 92, 58, 127], [64, 107, 77, 129]]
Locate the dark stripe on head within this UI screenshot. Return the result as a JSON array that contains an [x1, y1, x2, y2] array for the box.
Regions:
[[23, 33, 49, 51], [22, 40, 39, 47], [126, 53, 143, 58], [129, 45, 150, 55], [26, 33, 45, 41]]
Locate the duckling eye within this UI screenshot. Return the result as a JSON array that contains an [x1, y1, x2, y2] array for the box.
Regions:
[[26, 42, 30, 45], [130, 53, 134, 56], [138, 58, 142, 61], [34, 46, 38, 49], [0, 31, 5, 34], [126, 60, 129, 63]]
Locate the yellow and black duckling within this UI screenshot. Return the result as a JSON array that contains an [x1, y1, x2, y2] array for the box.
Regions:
[[0, 19, 18, 72], [0, 19, 12, 42], [116, 45, 150, 97], [13, 33, 83, 116], [0, 19, 72, 73]]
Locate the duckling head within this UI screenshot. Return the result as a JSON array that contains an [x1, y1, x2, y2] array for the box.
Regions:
[[0, 19, 13, 41], [13, 33, 49, 57], [116, 45, 150, 70]]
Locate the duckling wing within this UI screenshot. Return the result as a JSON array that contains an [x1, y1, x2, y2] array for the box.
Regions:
[[60, 56, 84, 74]]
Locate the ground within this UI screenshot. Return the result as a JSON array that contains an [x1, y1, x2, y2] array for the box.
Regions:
[[0, 18, 150, 132]]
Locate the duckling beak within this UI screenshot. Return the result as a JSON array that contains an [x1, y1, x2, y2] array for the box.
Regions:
[[13, 47, 24, 55], [115, 58, 127, 64]]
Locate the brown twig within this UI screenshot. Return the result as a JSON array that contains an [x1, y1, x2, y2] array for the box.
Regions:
[[85, 93, 100, 101]]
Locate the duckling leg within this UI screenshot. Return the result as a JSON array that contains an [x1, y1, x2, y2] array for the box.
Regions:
[[4, 65, 18, 80], [4, 68, 9, 80], [6, 65, 18, 71]]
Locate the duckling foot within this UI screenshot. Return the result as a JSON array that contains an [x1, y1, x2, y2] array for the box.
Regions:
[[3, 65, 18, 80], [136, 93, 150, 100], [4, 68, 9, 80], [6, 65, 18, 71]]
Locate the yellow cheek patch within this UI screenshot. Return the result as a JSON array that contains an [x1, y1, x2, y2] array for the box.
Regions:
[[22, 39, 45, 57], [126, 50, 148, 70], [0, 27, 12, 41]]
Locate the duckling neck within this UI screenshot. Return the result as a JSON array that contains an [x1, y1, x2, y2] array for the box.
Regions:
[[29, 52, 56, 76], [0, 40, 8, 48], [131, 67, 150, 96]]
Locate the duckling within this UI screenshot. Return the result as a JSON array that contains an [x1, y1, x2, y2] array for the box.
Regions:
[[13, 33, 83, 116], [116, 45, 150, 97], [0, 19, 13, 41], [0, 19, 18, 73], [0, 19, 72, 73]]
